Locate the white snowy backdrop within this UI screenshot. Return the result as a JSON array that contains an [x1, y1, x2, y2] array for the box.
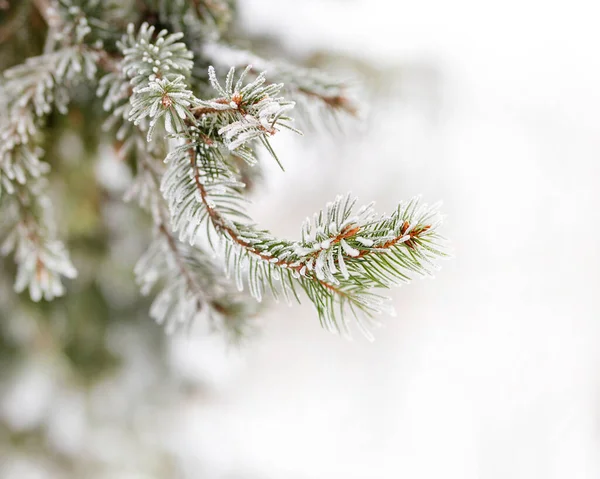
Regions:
[[165, 1, 600, 478]]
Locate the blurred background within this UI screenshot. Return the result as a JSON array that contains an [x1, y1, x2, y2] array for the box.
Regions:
[[2, 0, 600, 477]]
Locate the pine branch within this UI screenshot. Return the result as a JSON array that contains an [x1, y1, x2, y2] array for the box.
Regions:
[[164, 142, 442, 335], [111, 25, 446, 336], [135, 220, 258, 338], [201, 42, 359, 121], [0, 8, 102, 299], [0, 1, 108, 195], [121, 128, 258, 337], [0, 8, 449, 338], [0, 180, 77, 301]]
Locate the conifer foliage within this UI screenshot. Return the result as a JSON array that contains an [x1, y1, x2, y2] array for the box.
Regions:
[[0, 0, 448, 339]]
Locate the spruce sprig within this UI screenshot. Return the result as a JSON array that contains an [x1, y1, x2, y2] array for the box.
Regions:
[[115, 23, 447, 337], [0, 3, 448, 339]]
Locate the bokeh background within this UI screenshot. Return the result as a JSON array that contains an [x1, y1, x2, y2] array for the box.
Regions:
[[2, 0, 600, 478]]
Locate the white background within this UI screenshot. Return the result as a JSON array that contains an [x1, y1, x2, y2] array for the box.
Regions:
[[164, 1, 600, 478]]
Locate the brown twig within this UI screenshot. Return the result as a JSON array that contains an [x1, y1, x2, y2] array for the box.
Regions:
[[32, 0, 56, 25], [297, 87, 357, 116]]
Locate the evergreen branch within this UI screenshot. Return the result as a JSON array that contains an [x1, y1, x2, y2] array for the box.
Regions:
[[137, 0, 232, 40], [117, 23, 447, 337], [135, 220, 258, 338], [160, 140, 441, 336], [202, 42, 359, 120], [123, 130, 258, 336], [119, 22, 194, 85], [160, 139, 381, 334], [0, 14, 106, 301], [0, 5, 116, 301], [0, 0, 450, 347], [0, 9, 107, 195], [0, 180, 77, 301]]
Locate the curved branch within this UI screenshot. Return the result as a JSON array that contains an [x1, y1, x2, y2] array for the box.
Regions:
[[187, 145, 350, 300]]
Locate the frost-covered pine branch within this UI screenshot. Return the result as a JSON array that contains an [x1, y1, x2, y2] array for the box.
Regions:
[[113, 24, 447, 337], [0, 2, 100, 300], [201, 42, 359, 127], [121, 128, 259, 338], [0, 179, 77, 301], [0, 2, 448, 339]]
